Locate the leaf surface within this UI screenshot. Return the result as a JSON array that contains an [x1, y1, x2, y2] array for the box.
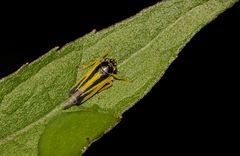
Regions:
[[0, 0, 238, 155]]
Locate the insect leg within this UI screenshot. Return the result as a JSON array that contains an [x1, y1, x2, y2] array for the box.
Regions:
[[80, 79, 112, 103], [97, 80, 113, 93], [82, 60, 100, 70], [111, 74, 131, 82], [100, 48, 111, 59], [82, 49, 111, 70]]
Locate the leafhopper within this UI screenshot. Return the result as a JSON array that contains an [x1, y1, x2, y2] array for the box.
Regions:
[[64, 51, 127, 109]]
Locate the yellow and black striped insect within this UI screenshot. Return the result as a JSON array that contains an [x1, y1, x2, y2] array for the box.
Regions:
[[63, 52, 127, 109]]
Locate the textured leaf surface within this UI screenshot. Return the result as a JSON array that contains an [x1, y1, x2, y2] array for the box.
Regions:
[[0, 0, 237, 155]]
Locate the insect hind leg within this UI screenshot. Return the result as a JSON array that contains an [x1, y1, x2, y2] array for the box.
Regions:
[[78, 80, 113, 104], [97, 81, 113, 93]]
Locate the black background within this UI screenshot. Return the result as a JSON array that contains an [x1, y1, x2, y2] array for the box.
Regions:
[[0, 0, 239, 155]]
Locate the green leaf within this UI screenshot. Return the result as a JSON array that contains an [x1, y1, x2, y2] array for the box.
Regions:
[[38, 110, 119, 156], [0, 0, 237, 155]]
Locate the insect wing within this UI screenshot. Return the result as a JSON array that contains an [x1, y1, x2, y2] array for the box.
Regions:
[[76, 76, 113, 104], [69, 62, 100, 95]]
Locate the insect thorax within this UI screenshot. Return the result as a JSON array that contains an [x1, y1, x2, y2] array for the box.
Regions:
[[100, 59, 117, 75]]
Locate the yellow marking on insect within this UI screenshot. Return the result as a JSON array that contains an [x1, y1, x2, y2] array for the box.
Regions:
[[63, 51, 128, 109]]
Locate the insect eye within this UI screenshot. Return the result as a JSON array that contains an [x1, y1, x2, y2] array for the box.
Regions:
[[110, 59, 117, 66]]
